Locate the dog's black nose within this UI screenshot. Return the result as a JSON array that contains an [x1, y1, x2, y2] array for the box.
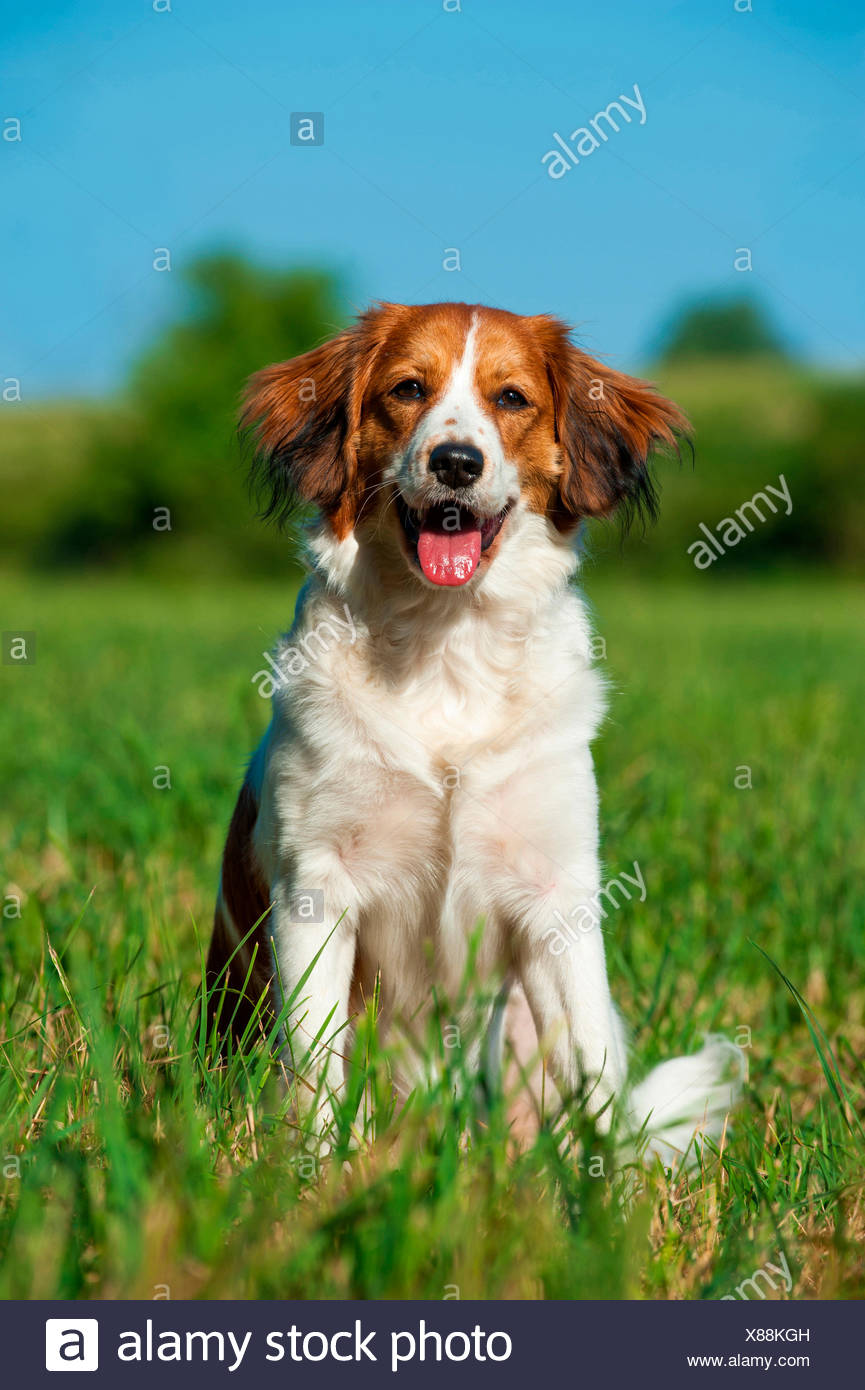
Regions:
[[428, 442, 484, 490]]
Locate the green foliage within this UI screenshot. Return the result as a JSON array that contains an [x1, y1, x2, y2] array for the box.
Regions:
[[39, 254, 349, 573], [655, 293, 788, 364], [1, 574, 863, 1298], [0, 261, 863, 578], [588, 361, 865, 574]]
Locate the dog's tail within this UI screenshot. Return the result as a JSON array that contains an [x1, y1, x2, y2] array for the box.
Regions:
[[503, 989, 745, 1167], [622, 1034, 746, 1172]]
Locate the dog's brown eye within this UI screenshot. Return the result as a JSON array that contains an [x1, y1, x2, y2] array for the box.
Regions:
[[497, 387, 528, 410], [391, 378, 425, 401]]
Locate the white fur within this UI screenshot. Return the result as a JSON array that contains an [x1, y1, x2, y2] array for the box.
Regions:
[[249, 487, 743, 1163], [626, 1036, 747, 1170]]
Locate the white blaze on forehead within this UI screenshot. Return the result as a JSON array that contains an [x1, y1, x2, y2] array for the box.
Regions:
[[414, 312, 497, 456], [436, 313, 481, 433], [394, 310, 516, 514]]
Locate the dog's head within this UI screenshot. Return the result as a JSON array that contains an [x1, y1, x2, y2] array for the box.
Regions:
[[243, 302, 688, 589]]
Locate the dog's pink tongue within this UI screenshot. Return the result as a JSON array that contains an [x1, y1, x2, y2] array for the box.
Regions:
[[417, 513, 481, 586]]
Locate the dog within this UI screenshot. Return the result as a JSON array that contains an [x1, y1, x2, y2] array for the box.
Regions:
[[206, 300, 743, 1165]]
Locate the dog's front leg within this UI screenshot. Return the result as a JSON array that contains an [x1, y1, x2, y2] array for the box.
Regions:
[[515, 911, 627, 1132], [270, 877, 357, 1142]]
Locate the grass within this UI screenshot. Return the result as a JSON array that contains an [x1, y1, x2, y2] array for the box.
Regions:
[[1, 569, 863, 1300]]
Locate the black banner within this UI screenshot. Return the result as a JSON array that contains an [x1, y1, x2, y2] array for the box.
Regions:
[[4, 1298, 856, 1387]]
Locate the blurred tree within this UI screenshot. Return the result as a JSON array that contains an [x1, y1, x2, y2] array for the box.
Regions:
[[18, 266, 863, 579], [44, 253, 348, 573], [655, 293, 789, 364]]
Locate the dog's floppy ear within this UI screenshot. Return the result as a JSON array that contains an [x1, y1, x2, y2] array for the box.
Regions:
[[537, 316, 689, 532], [241, 324, 367, 532]]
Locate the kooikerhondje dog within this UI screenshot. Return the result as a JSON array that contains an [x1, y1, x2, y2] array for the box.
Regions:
[[206, 301, 743, 1164]]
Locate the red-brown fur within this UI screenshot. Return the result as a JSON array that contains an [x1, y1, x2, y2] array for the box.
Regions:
[[206, 779, 274, 1048], [242, 302, 687, 549]]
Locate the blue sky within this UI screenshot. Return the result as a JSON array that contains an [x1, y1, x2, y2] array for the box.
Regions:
[[3, 0, 864, 396]]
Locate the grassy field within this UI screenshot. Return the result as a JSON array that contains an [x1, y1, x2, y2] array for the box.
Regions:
[[1, 571, 863, 1300]]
